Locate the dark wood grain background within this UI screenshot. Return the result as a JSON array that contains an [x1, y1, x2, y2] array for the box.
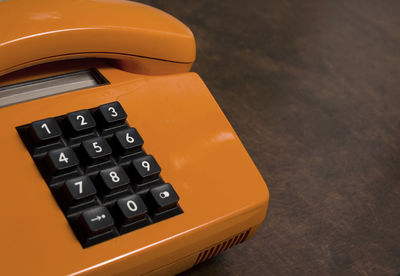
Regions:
[[137, 1, 400, 275]]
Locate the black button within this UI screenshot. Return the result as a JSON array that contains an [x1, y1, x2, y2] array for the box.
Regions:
[[46, 147, 79, 174], [81, 137, 112, 164], [98, 166, 129, 192], [80, 206, 114, 236], [62, 176, 96, 205], [116, 194, 148, 224], [97, 102, 127, 127], [29, 118, 62, 145], [130, 155, 161, 184], [65, 109, 96, 136], [114, 128, 144, 155], [148, 183, 179, 212]]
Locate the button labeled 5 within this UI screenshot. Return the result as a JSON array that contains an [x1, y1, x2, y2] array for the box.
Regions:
[[81, 137, 112, 164]]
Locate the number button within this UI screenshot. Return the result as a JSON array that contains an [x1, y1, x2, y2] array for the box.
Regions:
[[81, 137, 112, 164], [116, 194, 148, 225], [97, 102, 127, 127], [114, 128, 144, 155], [130, 155, 161, 184], [65, 109, 96, 136], [98, 166, 130, 192], [30, 118, 62, 145], [63, 176, 97, 205], [46, 147, 79, 175], [147, 183, 180, 212]]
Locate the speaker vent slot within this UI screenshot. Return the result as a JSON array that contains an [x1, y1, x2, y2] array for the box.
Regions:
[[194, 228, 251, 266]]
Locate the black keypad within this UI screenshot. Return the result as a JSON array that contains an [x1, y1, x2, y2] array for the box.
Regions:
[[16, 101, 182, 248], [30, 118, 62, 145], [65, 109, 96, 136], [130, 155, 161, 184]]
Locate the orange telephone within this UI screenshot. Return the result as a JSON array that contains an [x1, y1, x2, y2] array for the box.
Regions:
[[0, 0, 269, 275]]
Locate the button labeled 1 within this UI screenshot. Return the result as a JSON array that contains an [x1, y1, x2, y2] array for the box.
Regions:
[[131, 155, 161, 184], [30, 118, 62, 145]]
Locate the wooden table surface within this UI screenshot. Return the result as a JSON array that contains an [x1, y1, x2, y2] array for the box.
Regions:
[[138, 1, 400, 275]]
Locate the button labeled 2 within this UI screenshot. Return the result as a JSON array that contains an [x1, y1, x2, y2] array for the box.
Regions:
[[65, 109, 96, 135]]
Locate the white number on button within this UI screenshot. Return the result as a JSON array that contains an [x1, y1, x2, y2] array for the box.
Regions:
[[109, 171, 120, 182], [108, 107, 118, 117], [126, 132, 135, 143], [92, 142, 102, 153], [76, 115, 87, 126], [41, 123, 51, 134], [74, 181, 83, 194], [142, 161, 150, 172], [59, 152, 69, 163], [127, 200, 138, 212]]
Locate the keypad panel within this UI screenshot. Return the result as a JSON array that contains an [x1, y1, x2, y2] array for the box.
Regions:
[[17, 101, 183, 248]]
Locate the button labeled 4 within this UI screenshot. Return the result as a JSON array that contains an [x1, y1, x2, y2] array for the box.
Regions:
[[46, 147, 79, 174]]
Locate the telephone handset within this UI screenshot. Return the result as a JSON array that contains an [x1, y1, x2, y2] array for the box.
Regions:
[[0, 1, 269, 275], [0, 0, 195, 77]]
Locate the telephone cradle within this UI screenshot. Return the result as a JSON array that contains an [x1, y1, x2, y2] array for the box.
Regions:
[[0, 0, 269, 275]]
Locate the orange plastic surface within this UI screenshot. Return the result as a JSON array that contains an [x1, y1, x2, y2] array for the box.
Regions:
[[0, 0, 195, 77], [0, 66, 269, 275]]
